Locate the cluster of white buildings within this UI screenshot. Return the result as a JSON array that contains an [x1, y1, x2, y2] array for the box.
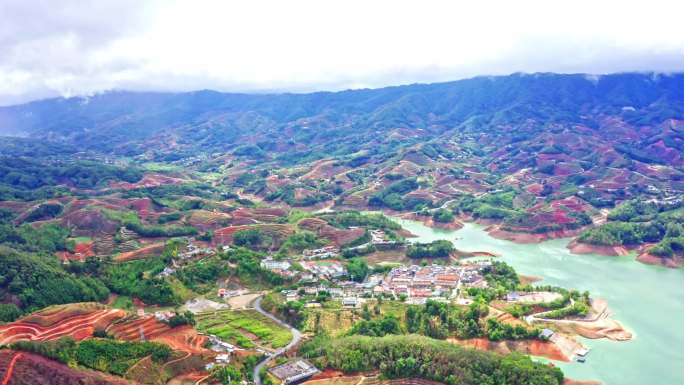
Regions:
[[282, 261, 492, 306], [260, 257, 292, 271], [370, 229, 400, 246], [302, 246, 339, 260], [157, 238, 216, 278], [300, 260, 347, 279]]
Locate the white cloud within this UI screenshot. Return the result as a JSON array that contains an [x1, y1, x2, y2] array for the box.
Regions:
[[1, 0, 684, 105]]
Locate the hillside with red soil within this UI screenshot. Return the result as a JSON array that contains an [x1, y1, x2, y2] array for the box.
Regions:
[[212, 224, 295, 247], [297, 217, 367, 246], [109, 173, 185, 190], [0, 304, 126, 345], [0, 350, 137, 385], [448, 337, 569, 362], [57, 241, 95, 263], [107, 316, 209, 354], [113, 242, 166, 262]]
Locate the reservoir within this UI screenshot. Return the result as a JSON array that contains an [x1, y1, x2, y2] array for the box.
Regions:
[[392, 218, 684, 385]]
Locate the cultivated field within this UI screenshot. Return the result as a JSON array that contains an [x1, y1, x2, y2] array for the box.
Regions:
[[195, 309, 291, 349], [0, 303, 126, 345]]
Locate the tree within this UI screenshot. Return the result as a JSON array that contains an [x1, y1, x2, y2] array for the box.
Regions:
[[347, 258, 369, 282], [212, 365, 243, 385], [432, 208, 454, 223], [233, 228, 264, 247]]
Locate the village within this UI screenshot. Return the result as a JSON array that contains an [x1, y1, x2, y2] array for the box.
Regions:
[[144, 231, 601, 384], [268, 258, 492, 307]]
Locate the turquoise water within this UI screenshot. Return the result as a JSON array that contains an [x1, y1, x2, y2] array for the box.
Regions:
[[392, 219, 684, 385]]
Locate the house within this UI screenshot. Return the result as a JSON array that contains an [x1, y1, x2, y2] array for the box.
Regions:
[[540, 328, 555, 340], [154, 311, 175, 321], [342, 297, 359, 308], [215, 353, 230, 364], [217, 288, 227, 298], [261, 257, 291, 271], [285, 291, 299, 302], [506, 292, 521, 302], [269, 360, 320, 384]]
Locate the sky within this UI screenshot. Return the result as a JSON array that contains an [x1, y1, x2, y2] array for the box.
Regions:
[[1, 0, 684, 105]]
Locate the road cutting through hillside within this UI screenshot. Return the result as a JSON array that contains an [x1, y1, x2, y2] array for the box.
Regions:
[[252, 295, 302, 385]]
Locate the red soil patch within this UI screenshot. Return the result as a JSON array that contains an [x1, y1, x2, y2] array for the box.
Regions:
[[107, 316, 170, 341], [297, 217, 366, 246], [128, 198, 152, 220], [57, 242, 95, 263], [187, 210, 232, 230], [231, 207, 287, 224], [450, 337, 569, 362], [0, 352, 22, 385], [566, 240, 631, 256], [212, 224, 294, 247], [149, 325, 209, 354], [526, 183, 544, 195], [636, 252, 684, 268], [108, 317, 208, 354], [562, 380, 601, 385], [113, 242, 166, 262], [60, 209, 119, 236], [487, 225, 582, 244], [109, 174, 184, 190], [0, 306, 126, 345], [399, 213, 464, 230]]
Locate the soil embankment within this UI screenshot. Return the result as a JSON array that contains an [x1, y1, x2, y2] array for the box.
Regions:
[[533, 299, 632, 342], [398, 213, 464, 230], [448, 337, 570, 362], [566, 240, 631, 256], [635, 252, 684, 268], [487, 225, 583, 244]]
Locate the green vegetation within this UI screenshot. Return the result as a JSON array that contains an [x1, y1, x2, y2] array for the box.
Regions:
[[0, 248, 109, 312], [349, 315, 401, 337], [579, 221, 661, 246], [278, 231, 323, 254], [266, 185, 330, 207], [452, 191, 521, 221], [23, 203, 63, 222], [0, 303, 22, 322], [175, 257, 225, 292], [406, 240, 454, 258], [157, 212, 182, 224], [219, 247, 285, 287], [101, 256, 179, 306], [346, 258, 369, 282], [261, 293, 307, 328], [11, 337, 171, 376], [0, 157, 142, 200], [301, 334, 563, 385], [196, 309, 291, 348], [233, 228, 268, 248], [211, 364, 244, 385], [167, 310, 196, 327], [579, 200, 684, 255], [368, 178, 424, 210], [320, 211, 401, 231], [102, 208, 198, 238], [432, 208, 455, 223], [0, 222, 71, 253]]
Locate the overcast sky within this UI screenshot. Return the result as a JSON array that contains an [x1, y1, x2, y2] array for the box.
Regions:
[[1, 0, 684, 105]]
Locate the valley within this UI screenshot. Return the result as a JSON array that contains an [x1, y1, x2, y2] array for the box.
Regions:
[[0, 73, 683, 385]]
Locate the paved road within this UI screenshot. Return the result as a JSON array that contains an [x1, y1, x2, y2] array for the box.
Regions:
[[252, 296, 302, 385]]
